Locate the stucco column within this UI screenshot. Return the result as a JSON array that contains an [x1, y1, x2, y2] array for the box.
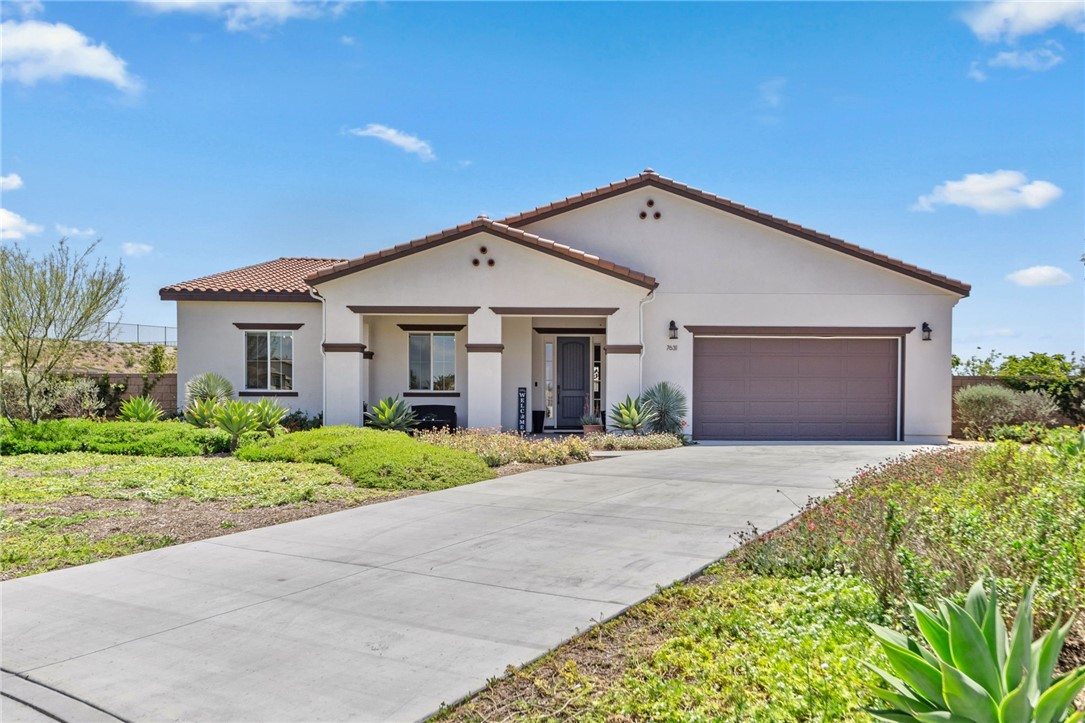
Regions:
[[323, 306, 364, 426], [604, 307, 642, 430], [466, 308, 503, 429]]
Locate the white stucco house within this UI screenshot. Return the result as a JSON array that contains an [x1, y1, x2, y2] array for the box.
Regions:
[[161, 169, 970, 443]]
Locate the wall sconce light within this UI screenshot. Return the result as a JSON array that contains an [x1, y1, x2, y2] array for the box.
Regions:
[[668, 320, 679, 340], [921, 322, 932, 341]]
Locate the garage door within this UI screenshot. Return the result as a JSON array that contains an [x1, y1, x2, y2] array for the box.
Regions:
[[693, 337, 899, 441]]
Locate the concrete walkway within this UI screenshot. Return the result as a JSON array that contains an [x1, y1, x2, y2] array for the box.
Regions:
[[1, 444, 918, 722]]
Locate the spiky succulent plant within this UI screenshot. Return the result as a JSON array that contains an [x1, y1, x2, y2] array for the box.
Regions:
[[364, 396, 417, 432]]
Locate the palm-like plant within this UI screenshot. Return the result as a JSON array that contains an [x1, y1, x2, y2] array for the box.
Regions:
[[643, 381, 688, 435], [867, 577, 1085, 722], [184, 397, 219, 428], [610, 395, 656, 434], [184, 372, 234, 406], [252, 399, 288, 435], [364, 396, 417, 432], [212, 399, 259, 450], [118, 395, 163, 422]]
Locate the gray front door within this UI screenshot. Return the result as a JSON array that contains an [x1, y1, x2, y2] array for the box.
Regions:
[[557, 337, 590, 428]]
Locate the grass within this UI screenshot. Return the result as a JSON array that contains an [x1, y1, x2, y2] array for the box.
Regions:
[[0, 418, 232, 456], [235, 425, 495, 490], [440, 441, 1085, 722]]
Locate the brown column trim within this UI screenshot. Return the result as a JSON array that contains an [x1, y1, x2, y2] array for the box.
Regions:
[[348, 305, 479, 314], [402, 391, 460, 398], [233, 322, 304, 330], [239, 391, 299, 397], [363, 351, 375, 360], [490, 307, 618, 316], [532, 327, 606, 334], [322, 342, 367, 352], [684, 325, 915, 337], [603, 344, 642, 354], [465, 344, 504, 353], [397, 324, 465, 332], [899, 335, 906, 442]]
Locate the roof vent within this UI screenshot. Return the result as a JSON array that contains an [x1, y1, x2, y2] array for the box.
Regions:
[[642, 167, 656, 175], [477, 213, 489, 219]]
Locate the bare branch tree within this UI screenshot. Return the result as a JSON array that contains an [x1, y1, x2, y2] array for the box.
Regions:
[[0, 239, 127, 422]]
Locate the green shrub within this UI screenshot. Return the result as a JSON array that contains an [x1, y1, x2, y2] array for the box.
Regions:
[[415, 428, 592, 466], [364, 396, 417, 432], [118, 395, 163, 423], [610, 395, 656, 433], [642, 381, 688, 436], [212, 399, 259, 451], [0, 372, 105, 421], [236, 426, 493, 490], [866, 577, 1084, 722], [184, 372, 233, 406], [955, 384, 1019, 439], [991, 422, 1050, 444], [1013, 389, 1061, 426], [0, 419, 231, 456], [587, 432, 684, 451], [281, 409, 322, 432]]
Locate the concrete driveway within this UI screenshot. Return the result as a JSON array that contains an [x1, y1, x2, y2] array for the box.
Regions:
[[1, 444, 918, 722]]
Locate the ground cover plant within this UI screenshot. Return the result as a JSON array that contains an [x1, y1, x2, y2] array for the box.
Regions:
[[0, 418, 232, 456], [586, 432, 684, 451], [439, 441, 1085, 722], [415, 428, 592, 466], [0, 452, 404, 579], [236, 425, 494, 490]]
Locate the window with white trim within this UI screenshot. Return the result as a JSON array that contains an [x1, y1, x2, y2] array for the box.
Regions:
[[245, 331, 293, 390], [408, 333, 455, 391]]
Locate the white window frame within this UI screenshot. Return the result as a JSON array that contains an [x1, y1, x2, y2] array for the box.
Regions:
[[408, 332, 456, 391], [244, 330, 294, 391]]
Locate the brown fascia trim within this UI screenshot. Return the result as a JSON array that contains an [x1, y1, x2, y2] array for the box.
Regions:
[[397, 324, 465, 332], [603, 344, 642, 354], [159, 290, 319, 303], [491, 307, 619, 316], [307, 222, 658, 290], [349, 306, 480, 315], [233, 322, 304, 330], [322, 343, 367, 352], [402, 391, 461, 398], [238, 390, 299, 397], [532, 327, 607, 334], [363, 351, 375, 360], [465, 344, 504, 353], [499, 174, 970, 297], [684, 325, 916, 337]]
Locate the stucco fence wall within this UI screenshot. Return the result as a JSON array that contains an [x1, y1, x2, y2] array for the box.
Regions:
[[951, 375, 1076, 438]]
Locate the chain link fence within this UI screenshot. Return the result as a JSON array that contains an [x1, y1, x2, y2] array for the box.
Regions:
[[77, 322, 177, 346]]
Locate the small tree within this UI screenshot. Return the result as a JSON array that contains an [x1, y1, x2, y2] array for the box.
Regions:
[[0, 240, 127, 422]]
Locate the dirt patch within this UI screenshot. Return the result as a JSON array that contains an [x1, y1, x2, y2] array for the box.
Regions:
[[492, 463, 552, 478]]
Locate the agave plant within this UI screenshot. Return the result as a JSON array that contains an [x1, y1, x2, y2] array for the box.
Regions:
[[866, 577, 1085, 723], [212, 399, 259, 450], [252, 399, 288, 435], [364, 396, 417, 432], [642, 381, 688, 435], [610, 395, 657, 434], [118, 395, 163, 423], [184, 397, 219, 428], [185, 372, 234, 406]]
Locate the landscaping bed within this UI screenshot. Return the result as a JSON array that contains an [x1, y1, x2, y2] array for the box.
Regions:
[[439, 440, 1085, 721]]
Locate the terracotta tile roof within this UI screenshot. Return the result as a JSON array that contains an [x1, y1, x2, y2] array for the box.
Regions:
[[499, 169, 971, 297], [305, 217, 658, 289], [159, 257, 346, 302]]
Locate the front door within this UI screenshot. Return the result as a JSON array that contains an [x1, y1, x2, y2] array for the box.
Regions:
[[557, 337, 590, 428]]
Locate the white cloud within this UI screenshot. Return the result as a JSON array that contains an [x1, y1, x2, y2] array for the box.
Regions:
[[0, 173, 24, 191], [963, 1, 1085, 42], [911, 170, 1062, 214], [347, 124, 436, 161], [757, 77, 786, 109], [0, 208, 43, 240], [339, 34, 355, 46], [121, 242, 153, 257], [56, 224, 95, 237], [969, 328, 1020, 339], [137, 1, 325, 33], [1, 19, 141, 92], [967, 61, 988, 81], [988, 41, 1064, 71], [1006, 265, 1073, 287], [1, 0, 44, 19]]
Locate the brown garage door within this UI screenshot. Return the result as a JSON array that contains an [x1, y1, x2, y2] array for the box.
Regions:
[[693, 337, 899, 441]]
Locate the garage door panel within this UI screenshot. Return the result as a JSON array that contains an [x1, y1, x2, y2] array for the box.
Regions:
[[693, 336, 898, 441]]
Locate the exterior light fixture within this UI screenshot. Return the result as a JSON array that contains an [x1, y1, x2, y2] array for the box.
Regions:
[[668, 320, 679, 340], [921, 322, 932, 341]]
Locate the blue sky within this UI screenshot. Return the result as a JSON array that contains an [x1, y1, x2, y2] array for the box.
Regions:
[[2, 1, 1082, 358]]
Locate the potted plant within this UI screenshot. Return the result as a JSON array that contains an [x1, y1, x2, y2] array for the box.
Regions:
[[579, 413, 604, 436]]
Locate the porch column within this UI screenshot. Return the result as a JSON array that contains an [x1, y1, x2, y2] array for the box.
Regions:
[[466, 308, 503, 429], [323, 306, 365, 426], [604, 307, 641, 430]]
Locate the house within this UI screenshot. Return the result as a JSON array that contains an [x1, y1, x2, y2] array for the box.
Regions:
[[160, 169, 969, 442]]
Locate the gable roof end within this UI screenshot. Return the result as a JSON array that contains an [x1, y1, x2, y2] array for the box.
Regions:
[[159, 257, 347, 302], [499, 169, 971, 297], [305, 216, 658, 289]]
